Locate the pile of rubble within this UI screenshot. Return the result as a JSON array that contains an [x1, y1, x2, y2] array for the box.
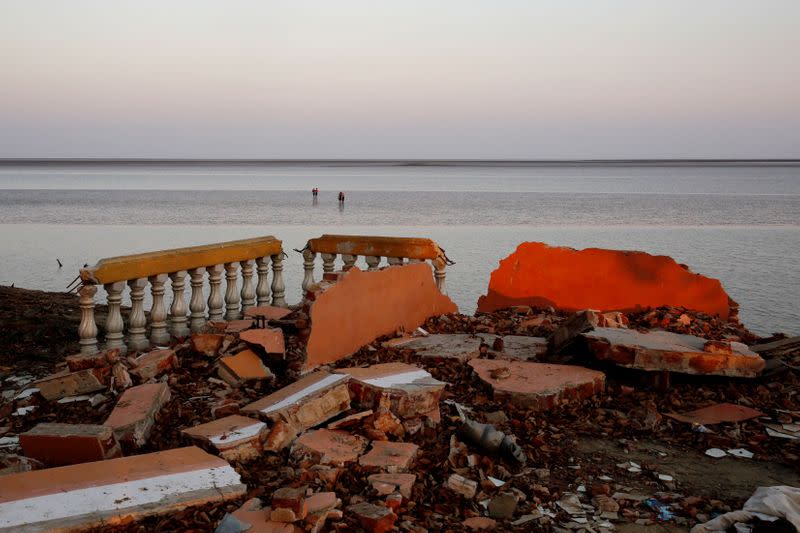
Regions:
[[1, 254, 799, 532]]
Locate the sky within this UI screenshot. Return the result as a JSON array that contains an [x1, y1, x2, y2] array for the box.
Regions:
[[0, 1, 798, 159]]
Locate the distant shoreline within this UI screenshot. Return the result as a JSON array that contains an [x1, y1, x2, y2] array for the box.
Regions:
[[1, 158, 799, 167]]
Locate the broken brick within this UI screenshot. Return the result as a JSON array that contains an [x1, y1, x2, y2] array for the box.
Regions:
[[66, 349, 116, 372], [368, 473, 416, 499], [359, 441, 419, 472], [469, 359, 605, 410], [218, 498, 302, 533], [291, 429, 368, 467], [218, 349, 273, 386], [129, 348, 178, 381], [190, 333, 225, 357], [20, 422, 122, 467], [304, 265, 457, 370], [182, 414, 267, 462], [35, 368, 107, 401], [271, 486, 308, 520], [104, 382, 171, 447], [463, 516, 497, 530], [447, 473, 478, 499], [346, 502, 396, 533], [336, 362, 444, 421], [240, 327, 286, 356], [0, 446, 245, 532], [244, 305, 293, 322]]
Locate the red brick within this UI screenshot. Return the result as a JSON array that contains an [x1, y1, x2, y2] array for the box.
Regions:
[[271, 486, 308, 519], [66, 349, 116, 371], [222, 498, 302, 533], [129, 348, 178, 381], [347, 502, 396, 533], [468, 359, 605, 410], [104, 382, 171, 447], [477, 242, 735, 320], [20, 423, 122, 467], [304, 265, 457, 370], [368, 473, 416, 498]]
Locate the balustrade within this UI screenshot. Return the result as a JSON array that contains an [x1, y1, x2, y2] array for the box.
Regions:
[[77, 236, 285, 355], [301, 234, 454, 294]]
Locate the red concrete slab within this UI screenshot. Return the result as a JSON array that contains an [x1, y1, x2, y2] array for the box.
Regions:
[[469, 359, 605, 410], [20, 423, 122, 467], [0, 446, 245, 531], [291, 429, 368, 467], [304, 265, 457, 370], [582, 327, 765, 377], [477, 242, 735, 320], [182, 414, 267, 462], [219, 349, 273, 386], [35, 368, 107, 401], [240, 327, 286, 355], [190, 333, 225, 357], [335, 362, 444, 420], [104, 382, 171, 447]]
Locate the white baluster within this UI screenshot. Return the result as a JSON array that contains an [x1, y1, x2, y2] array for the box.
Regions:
[[301, 249, 317, 291], [169, 270, 189, 338], [387, 257, 403, 266], [432, 257, 447, 294], [78, 284, 99, 355], [255, 257, 271, 306], [188, 267, 206, 332], [207, 264, 224, 321], [104, 281, 126, 354], [321, 253, 336, 274], [149, 273, 170, 345], [240, 259, 256, 312], [342, 254, 357, 270], [224, 262, 241, 320], [365, 255, 380, 271], [127, 278, 149, 351], [271, 253, 287, 307]]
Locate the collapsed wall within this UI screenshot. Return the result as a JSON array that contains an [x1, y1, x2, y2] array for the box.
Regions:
[[477, 242, 737, 321]]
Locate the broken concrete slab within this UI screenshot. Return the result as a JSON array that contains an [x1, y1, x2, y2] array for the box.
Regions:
[[548, 309, 628, 355], [240, 327, 286, 356], [104, 382, 171, 447], [291, 429, 368, 467], [469, 359, 605, 410], [582, 327, 765, 376], [244, 305, 293, 322], [477, 242, 736, 320], [751, 336, 800, 357], [368, 473, 416, 498], [182, 414, 268, 462], [389, 333, 546, 362], [242, 371, 352, 450], [664, 403, 765, 425], [34, 368, 108, 401], [304, 264, 457, 370], [359, 441, 419, 472], [20, 423, 122, 467], [335, 362, 444, 421], [65, 349, 116, 372], [218, 349, 274, 386], [129, 348, 178, 381], [0, 446, 245, 532]]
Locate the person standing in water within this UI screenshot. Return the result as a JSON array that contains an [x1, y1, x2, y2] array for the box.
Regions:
[[338, 191, 345, 204]]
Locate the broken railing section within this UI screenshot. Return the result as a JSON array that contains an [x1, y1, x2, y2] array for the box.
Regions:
[[76, 236, 287, 355], [300, 234, 454, 294]]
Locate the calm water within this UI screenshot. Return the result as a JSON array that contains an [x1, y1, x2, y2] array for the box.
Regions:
[[1, 162, 798, 336]]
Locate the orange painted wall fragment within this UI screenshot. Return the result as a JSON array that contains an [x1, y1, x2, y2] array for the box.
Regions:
[[305, 264, 457, 370], [477, 242, 734, 320]]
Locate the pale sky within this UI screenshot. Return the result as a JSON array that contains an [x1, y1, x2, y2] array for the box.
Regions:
[[1, 1, 798, 159]]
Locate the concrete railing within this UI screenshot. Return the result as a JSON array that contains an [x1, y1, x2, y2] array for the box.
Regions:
[[300, 234, 454, 295], [76, 236, 285, 355]]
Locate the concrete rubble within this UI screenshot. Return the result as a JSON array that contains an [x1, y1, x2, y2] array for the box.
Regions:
[[0, 252, 798, 531]]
